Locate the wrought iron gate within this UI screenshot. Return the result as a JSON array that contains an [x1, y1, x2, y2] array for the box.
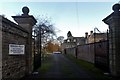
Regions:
[[33, 27, 41, 71], [94, 29, 110, 72]]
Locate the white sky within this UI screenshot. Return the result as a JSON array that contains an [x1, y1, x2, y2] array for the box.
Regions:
[[0, 1, 118, 39]]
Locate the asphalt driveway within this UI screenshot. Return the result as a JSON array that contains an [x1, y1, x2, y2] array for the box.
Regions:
[[40, 53, 94, 79], [21, 53, 94, 80]]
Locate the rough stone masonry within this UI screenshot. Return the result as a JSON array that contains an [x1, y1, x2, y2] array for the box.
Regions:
[[0, 6, 37, 79], [103, 3, 120, 77]]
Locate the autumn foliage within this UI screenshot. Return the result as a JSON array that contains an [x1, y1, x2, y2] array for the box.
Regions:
[[46, 42, 61, 53]]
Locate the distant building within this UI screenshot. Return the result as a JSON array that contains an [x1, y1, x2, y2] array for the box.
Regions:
[[61, 31, 86, 51], [85, 31, 108, 44], [61, 30, 108, 51]]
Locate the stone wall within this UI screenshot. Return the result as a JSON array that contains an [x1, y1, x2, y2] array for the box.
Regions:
[[0, 16, 2, 80], [102, 3, 120, 76], [66, 47, 76, 57], [65, 41, 108, 65], [1, 16, 29, 79], [77, 43, 94, 63]]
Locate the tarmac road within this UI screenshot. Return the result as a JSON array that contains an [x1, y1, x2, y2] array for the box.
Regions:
[[40, 53, 94, 79], [21, 53, 94, 80]]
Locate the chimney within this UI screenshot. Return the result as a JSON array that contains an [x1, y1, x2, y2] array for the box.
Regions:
[[85, 32, 88, 38], [90, 31, 93, 35]]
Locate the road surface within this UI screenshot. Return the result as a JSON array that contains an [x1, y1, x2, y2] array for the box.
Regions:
[[40, 53, 94, 79]]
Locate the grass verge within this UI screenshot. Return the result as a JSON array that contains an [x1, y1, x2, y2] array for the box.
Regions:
[[64, 54, 112, 80], [38, 53, 52, 74]]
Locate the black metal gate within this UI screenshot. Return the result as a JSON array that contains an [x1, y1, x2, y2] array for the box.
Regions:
[[33, 27, 41, 71], [94, 29, 109, 72]]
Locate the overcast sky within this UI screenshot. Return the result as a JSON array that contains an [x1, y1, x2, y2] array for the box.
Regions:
[[0, 1, 118, 39]]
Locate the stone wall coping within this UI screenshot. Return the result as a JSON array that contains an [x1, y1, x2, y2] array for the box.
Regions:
[[12, 15, 37, 25], [102, 12, 120, 25], [102, 12, 114, 25], [2, 16, 29, 33]]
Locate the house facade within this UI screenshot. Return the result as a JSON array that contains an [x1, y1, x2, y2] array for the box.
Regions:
[[61, 31, 86, 51], [61, 30, 108, 51], [85, 31, 108, 44]]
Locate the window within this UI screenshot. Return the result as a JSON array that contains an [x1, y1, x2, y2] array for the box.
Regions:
[[73, 39, 76, 42], [67, 39, 70, 42]]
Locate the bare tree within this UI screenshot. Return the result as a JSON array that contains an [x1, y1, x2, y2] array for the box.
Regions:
[[33, 16, 56, 49]]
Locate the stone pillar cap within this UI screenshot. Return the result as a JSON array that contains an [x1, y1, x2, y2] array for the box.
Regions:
[[103, 3, 120, 25], [22, 6, 30, 16], [112, 3, 120, 12], [12, 6, 37, 26]]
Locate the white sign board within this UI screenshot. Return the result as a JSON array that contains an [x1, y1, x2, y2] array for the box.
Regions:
[[9, 44, 25, 55]]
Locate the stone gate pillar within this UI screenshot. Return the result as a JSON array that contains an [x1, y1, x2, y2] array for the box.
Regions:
[[12, 6, 37, 74], [103, 3, 120, 77]]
